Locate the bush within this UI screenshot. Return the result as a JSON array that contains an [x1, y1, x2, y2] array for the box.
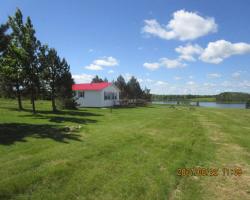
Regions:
[[56, 98, 77, 110], [246, 100, 250, 109]]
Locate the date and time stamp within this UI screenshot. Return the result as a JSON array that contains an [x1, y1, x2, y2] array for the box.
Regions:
[[177, 167, 243, 176]]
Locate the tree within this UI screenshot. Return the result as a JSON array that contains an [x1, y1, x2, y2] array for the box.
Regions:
[[115, 75, 127, 99], [0, 23, 12, 97], [91, 75, 103, 83], [0, 23, 10, 54], [246, 100, 250, 109], [39, 47, 60, 112], [127, 76, 143, 99], [103, 77, 108, 82], [23, 16, 41, 113], [0, 9, 27, 110], [55, 58, 75, 109], [142, 87, 151, 101]]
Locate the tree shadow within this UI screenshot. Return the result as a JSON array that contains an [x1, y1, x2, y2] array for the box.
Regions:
[[37, 109, 103, 117], [2, 107, 103, 117], [0, 123, 83, 145], [21, 114, 98, 124]]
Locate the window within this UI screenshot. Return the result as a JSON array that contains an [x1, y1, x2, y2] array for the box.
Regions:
[[78, 91, 84, 98], [104, 91, 117, 100]]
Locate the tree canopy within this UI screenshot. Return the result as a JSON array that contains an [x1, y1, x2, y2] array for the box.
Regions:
[[0, 8, 75, 112]]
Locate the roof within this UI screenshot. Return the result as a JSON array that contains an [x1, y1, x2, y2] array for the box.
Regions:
[[72, 82, 113, 91]]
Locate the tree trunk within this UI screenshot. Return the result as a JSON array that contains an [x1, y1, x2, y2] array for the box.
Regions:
[[31, 85, 36, 114], [51, 83, 57, 112], [16, 85, 23, 110]]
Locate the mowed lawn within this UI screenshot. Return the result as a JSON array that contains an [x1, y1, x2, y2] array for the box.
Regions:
[[0, 99, 249, 200]]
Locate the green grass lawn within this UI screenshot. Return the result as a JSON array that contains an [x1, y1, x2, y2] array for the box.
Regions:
[[0, 99, 249, 200]]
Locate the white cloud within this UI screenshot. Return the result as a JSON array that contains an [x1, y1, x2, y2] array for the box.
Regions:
[[186, 81, 195, 85], [203, 82, 216, 87], [143, 62, 160, 70], [200, 40, 250, 64], [174, 76, 182, 80], [88, 49, 94, 53], [108, 70, 114, 74], [85, 64, 103, 71], [189, 75, 194, 79], [143, 57, 185, 70], [155, 81, 168, 85], [142, 9, 217, 41], [175, 44, 203, 61], [207, 73, 221, 78], [84, 56, 119, 71], [231, 71, 241, 78], [138, 46, 143, 50], [160, 58, 185, 69], [93, 56, 118, 66], [72, 74, 94, 83]]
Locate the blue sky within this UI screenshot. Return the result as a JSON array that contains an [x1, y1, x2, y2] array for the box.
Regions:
[[1, 0, 250, 94]]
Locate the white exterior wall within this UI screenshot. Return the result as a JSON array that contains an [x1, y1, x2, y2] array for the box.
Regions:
[[75, 90, 102, 107], [100, 85, 120, 107], [75, 85, 120, 107]]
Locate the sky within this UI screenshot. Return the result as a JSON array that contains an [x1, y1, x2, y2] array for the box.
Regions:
[[1, 0, 250, 95]]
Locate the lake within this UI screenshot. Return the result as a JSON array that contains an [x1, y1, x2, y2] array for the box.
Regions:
[[152, 101, 246, 109]]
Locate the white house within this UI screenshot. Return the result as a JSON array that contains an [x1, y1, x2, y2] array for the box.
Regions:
[[72, 82, 120, 107]]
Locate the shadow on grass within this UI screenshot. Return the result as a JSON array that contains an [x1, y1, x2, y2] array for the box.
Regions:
[[21, 114, 98, 124], [0, 123, 84, 145], [3, 107, 103, 117]]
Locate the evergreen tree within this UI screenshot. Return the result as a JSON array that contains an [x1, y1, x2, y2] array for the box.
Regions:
[[0, 23, 11, 54], [0, 23, 11, 97], [23, 16, 41, 113], [91, 75, 103, 83], [127, 76, 143, 99], [246, 100, 250, 109], [115, 75, 127, 99], [142, 87, 151, 101], [55, 58, 75, 109], [0, 9, 27, 110], [40, 47, 60, 112]]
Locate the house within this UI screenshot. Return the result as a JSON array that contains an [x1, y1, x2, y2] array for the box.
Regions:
[[72, 82, 120, 107]]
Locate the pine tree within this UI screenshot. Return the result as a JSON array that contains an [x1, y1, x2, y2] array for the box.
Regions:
[[55, 58, 75, 109], [115, 75, 127, 99], [1, 9, 27, 110], [40, 47, 60, 112], [127, 76, 143, 99], [91, 75, 103, 83], [0, 23, 10, 54], [23, 16, 41, 113]]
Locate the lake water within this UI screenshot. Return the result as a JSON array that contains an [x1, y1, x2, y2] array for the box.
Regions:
[[152, 101, 246, 109]]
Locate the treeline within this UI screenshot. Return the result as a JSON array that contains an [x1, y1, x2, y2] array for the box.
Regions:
[[216, 92, 250, 103], [152, 94, 215, 101], [152, 92, 250, 103], [91, 75, 151, 100], [0, 9, 74, 113]]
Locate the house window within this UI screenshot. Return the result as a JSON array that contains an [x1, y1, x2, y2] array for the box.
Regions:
[[104, 91, 116, 100], [78, 91, 84, 98]]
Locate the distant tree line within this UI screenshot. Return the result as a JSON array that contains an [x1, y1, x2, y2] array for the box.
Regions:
[[0, 9, 75, 113], [91, 75, 151, 101], [151, 94, 215, 101], [152, 92, 250, 104], [216, 92, 250, 103]]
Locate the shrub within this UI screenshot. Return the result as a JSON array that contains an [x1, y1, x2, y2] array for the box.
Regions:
[[246, 100, 250, 109]]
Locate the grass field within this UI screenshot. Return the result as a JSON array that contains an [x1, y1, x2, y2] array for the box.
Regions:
[[0, 99, 249, 200]]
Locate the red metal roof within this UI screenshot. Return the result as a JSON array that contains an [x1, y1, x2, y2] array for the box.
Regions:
[[72, 82, 112, 91]]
